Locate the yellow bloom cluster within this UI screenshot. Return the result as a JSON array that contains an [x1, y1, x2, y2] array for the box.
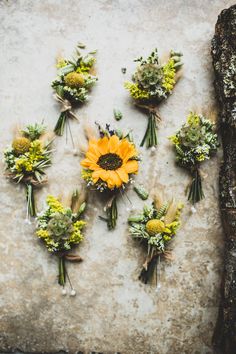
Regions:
[[64, 72, 85, 88], [76, 62, 94, 73], [36, 229, 49, 238], [165, 203, 183, 236], [46, 195, 65, 213], [146, 219, 166, 235], [81, 169, 93, 182], [15, 157, 33, 172], [196, 154, 205, 162], [15, 140, 44, 173], [36, 229, 59, 251], [28, 140, 43, 158], [56, 58, 67, 68], [124, 82, 149, 100], [169, 135, 180, 145], [162, 59, 176, 92], [69, 220, 86, 244], [187, 112, 200, 126], [12, 137, 31, 155]]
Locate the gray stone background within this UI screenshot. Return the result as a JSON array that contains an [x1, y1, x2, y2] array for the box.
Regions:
[[0, 0, 235, 353]]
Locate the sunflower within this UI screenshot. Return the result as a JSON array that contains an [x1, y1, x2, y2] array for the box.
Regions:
[[81, 135, 139, 189]]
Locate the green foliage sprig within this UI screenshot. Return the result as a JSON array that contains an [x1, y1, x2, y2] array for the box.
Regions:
[[128, 198, 183, 284], [3, 123, 53, 218], [125, 49, 183, 148], [36, 193, 86, 290], [170, 112, 219, 204], [52, 44, 98, 136]]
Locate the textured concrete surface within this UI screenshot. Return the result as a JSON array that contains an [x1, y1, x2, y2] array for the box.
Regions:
[[0, 0, 234, 353]]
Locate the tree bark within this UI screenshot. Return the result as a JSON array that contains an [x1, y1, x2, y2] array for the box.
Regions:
[[211, 5, 236, 353]]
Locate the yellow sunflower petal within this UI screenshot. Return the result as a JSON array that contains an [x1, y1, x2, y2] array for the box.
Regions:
[[118, 140, 137, 161], [97, 137, 109, 155], [86, 151, 99, 163], [118, 140, 130, 158], [80, 158, 92, 168], [81, 158, 99, 170], [110, 171, 123, 188], [123, 160, 138, 174], [116, 167, 129, 183], [108, 134, 120, 153], [88, 142, 101, 158], [92, 169, 109, 183]]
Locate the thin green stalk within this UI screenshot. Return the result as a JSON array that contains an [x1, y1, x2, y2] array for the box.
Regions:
[[188, 167, 204, 204], [58, 256, 66, 286], [26, 183, 36, 217], [107, 195, 118, 230], [140, 112, 158, 148], [54, 111, 67, 136]]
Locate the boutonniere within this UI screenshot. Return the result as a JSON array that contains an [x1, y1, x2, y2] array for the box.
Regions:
[[52, 44, 98, 143], [169, 112, 219, 205], [3, 123, 53, 220], [36, 191, 86, 295], [128, 195, 183, 288], [81, 123, 139, 229], [125, 49, 183, 148]]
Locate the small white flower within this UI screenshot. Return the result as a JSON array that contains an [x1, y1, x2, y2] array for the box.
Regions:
[[70, 289, 76, 296], [24, 218, 31, 225], [191, 206, 197, 214], [64, 145, 70, 153], [61, 288, 67, 296], [151, 146, 156, 153]]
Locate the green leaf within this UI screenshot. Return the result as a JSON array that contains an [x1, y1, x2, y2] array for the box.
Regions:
[[113, 109, 123, 121]]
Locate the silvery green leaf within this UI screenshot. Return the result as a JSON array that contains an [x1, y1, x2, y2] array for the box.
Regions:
[[128, 215, 145, 223], [133, 185, 149, 200], [113, 109, 123, 121], [58, 64, 74, 76]]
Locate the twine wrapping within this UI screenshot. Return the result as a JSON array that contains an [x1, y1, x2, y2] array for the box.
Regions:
[[53, 94, 79, 121]]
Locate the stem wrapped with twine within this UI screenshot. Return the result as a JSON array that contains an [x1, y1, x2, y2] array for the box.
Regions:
[[139, 250, 174, 285], [53, 94, 79, 136], [188, 166, 204, 204], [136, 104, 161, 148], [58, 253, 83, 287]]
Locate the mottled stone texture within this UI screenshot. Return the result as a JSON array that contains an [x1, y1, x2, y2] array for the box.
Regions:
[[0, 1, 234, 353], [211, 5, 236, 354]]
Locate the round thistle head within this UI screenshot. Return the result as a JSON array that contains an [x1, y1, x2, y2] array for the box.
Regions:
[[146, 219, 165, 235], [64, 72, 85, 88], [48, 213, 73, 239], [179, 126, 203, 147], [12, 137, 31, 155], [134, 63, 163, 91]]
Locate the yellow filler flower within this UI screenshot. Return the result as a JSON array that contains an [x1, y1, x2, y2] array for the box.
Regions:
[[81, 135, 138, 190]]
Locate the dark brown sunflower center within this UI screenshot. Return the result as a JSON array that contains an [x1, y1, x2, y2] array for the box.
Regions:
[[97, 153, 122, 170]]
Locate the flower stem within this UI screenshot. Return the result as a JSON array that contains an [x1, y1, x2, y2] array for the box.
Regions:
[[26, 183, 36, 217], [188, 167, 204, 204], [54, 111, 67, 136], [107, 195, 118, 230], [139, 255, 158, 284], [140, 112, 158, 148], [156, 255, 161, 292], [58, 256, 66, 286]]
